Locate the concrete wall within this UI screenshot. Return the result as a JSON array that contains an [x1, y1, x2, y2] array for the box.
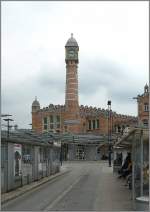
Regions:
[[7, 143, 15, 191]]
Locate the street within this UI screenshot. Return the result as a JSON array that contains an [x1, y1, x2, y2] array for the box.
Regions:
[[2, 161, 133, 211]]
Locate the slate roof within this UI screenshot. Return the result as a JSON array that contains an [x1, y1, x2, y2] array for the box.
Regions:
[[65, 33, 78, 47]]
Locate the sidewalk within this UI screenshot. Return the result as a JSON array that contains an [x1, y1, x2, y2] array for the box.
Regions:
[[94, 163, 133, 211], [1, 165, 70, 204]]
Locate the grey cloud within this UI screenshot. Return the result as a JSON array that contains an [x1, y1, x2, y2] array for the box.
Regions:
[[79, 58, 124, 93], [35, 64, 65, 92], [79, 58, 139, 104]]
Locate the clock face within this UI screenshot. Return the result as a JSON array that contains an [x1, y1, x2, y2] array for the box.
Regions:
[[68, 50, 75, 58], [66, 48, 78, 60]]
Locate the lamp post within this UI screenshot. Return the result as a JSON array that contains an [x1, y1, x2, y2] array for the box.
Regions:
[[3, 118, 14, 138], [60, 140, 63, 166], [107, 100, 112, 167]]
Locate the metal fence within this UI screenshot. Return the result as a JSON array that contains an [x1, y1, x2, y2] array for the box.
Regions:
[[1, 138, 60, 193]]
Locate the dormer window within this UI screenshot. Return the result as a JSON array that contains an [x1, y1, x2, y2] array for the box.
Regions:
[[144, 103, 149, 112]]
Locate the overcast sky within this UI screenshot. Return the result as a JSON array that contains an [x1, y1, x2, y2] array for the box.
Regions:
[[2, 1, 149, 129]]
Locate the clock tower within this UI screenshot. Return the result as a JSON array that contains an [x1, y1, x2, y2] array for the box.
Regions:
[[64, 33, 80, 133]]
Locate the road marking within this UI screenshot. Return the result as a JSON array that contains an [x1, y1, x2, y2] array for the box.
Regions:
[[44, 174, 85, 210], [1, 170, 70, 206]]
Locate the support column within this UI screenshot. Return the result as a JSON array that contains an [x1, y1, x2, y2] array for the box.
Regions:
[[140, 130, 143, 196]]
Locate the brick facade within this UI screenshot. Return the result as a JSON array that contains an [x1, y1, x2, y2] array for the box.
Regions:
[[32, 35, 137, 134], [136, 84, 149, 127]]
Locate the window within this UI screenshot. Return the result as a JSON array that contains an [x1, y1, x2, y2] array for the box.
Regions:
[[50, 124, 54, 129], [49, 115, 54, 129], [43, 148, 47, 162], [39, 147, 43, 162], [56, 115, 60, 122], [44, 125, 47, 130], [22, 145, 32, 163], [50, 115, 53, 123], [96, 119, 99, 129], [44, 117, 47, 124], [88, 120, 91, 130], [144, 103, 149, 112], [92, 120, 95, 129], [64, 126, 67, 132], [56, 115, 60, 129], [143, 119, 148, 128], [97, 148, 100, 154], [43, 117, 48, 130]]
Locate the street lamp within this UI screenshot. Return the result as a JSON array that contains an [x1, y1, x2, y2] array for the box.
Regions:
[[3, 118, 14, 138], [60, 140, 63, 166], [1, 114, 12, 117], [107, 100, 112, 167]]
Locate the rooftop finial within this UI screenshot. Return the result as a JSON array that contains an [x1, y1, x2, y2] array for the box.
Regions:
[[35, 96, 37, 100], [71, 33, 73, 38], [144, 83, 149, 93]]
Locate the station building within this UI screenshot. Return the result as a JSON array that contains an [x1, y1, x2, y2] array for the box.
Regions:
[[136, 84, 149, 128], [32, 34, 137, 136]]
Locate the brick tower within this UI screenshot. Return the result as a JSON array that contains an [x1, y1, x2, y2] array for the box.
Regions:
[[64, 33, 81, 133]]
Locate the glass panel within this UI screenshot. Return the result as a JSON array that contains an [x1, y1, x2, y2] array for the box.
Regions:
[[144, 103, 149, 112], [44, 117, 47, 124], [22, 145, 32, 163], [93, 120, 95, 129], [44, 125, 47, 130], [56, 115, 60, 122], [143, 119, 148, 128], [96, 119, 99, 129], [50, 124, 54, 129], [88, 120, 91, 130], [50, 115, 53, 123]]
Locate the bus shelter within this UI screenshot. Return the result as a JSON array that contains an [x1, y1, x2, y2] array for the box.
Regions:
[[114, 128, 149, 211]]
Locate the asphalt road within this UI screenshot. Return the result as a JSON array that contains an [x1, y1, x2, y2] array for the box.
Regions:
[[2, 161, 133, 211]]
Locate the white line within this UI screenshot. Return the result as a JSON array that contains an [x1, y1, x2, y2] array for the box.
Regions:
[[66, 93, 78, 95], [44, 175, 83, 210], [66, 82, 77, 84]]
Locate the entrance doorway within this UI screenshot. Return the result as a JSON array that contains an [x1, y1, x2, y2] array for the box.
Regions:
[[76, 145, 85, 160], [62, 143, 68, 161]]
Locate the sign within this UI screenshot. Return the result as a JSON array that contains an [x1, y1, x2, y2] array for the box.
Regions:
[[64, 120, 80, 125], [54, 141, 61, 147], [14, 144, 22, 176]]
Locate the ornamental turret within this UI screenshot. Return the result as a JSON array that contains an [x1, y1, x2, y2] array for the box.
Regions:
[[32, 96, 40, 112]]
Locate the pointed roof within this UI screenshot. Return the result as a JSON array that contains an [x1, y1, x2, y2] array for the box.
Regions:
[[65, 33, 78, 47], [32, 96, 40, 107]]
